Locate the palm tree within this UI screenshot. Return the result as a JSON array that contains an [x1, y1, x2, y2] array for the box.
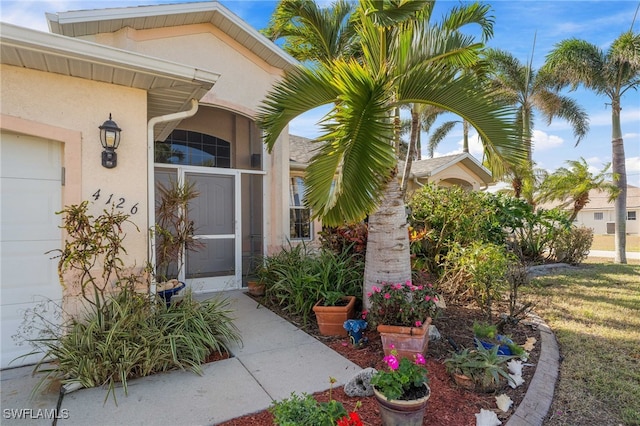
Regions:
[[263, 0, 357, 64], [543, 30, 640, 264], [258, 0, 526, 307], [484, 48, 589, 203], [538, 158, 620, 222]]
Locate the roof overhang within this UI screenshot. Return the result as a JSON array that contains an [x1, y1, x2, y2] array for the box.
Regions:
[[0, 22, 219, 140], [46, 1, 298, 72]]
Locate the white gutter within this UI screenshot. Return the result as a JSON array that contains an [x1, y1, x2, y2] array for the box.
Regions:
[[147, 99, 200, 294], [413, 177, 424, 187]]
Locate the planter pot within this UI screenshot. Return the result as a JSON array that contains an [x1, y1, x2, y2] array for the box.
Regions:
[[377, 317, 432, 360], [247, 280, 265, 297], [452, 373, 475, 391], [475, 335, 513, 356], [373, 384, 430, 426], [157, 280, 185, 306], [312, 296, 356, 336]]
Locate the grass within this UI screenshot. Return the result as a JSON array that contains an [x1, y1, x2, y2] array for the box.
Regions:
[[591, 234, 640, 252], [522, 260, 640, 425]]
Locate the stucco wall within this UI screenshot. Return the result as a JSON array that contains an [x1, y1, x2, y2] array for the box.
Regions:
[[0, 64, 149, 269], [575, 209, 639, 235]]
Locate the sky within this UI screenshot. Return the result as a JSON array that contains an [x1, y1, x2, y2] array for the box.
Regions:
[[1, 0, 639, 187]]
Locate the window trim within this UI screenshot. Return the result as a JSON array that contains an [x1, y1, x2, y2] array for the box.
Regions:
[[289, 176, 312, 240], [594, 212, 604, 221]]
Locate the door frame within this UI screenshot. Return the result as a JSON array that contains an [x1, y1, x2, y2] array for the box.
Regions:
[[154, 165, 242, 293]]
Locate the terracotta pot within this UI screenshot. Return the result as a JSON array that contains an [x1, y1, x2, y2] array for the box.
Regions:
[[373, 384, 430, 426], [247, 280, 265, 297], [312, 296, 356, 336], [452, 373, 475, 391], [377, 317, 432, 360]]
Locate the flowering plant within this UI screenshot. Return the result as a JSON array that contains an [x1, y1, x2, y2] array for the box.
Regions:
[[370, 345, 429, 400], [336, 412, 363, 426], [364, 281, 439, 327]]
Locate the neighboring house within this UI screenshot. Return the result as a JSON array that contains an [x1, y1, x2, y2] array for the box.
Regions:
[[288, 135, 493, 242], [0, 1, 298, 368], [571, 186, 639, 235]]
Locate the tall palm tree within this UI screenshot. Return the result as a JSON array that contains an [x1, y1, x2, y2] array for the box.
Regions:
[[538, 158, 620, 222], [484, 48, 589, 203], [543, 30, 640, 264], [258, 0, 526, 307]]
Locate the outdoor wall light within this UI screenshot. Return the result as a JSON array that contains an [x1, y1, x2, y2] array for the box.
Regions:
[[99, 113, 121, 168]]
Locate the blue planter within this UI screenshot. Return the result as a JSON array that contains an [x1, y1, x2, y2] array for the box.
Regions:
[[158, 281, 185, 306], [474, 335, 513, 356]]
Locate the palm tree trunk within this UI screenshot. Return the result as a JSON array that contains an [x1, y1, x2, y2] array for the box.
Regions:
[[462, 120, 469, 153], [363, 177, 412, 310], [611, 97, 627, 264], [400, 109, 420, 195]]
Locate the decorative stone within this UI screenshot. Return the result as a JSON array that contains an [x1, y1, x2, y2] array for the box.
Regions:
[[507, 359, 522, 376], [344, 367, 377, 397], [428, 324, 441, 341], [495, 394, 513, 412]]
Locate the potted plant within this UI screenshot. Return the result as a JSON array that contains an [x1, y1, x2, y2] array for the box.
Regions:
[[365, 281, 440, 359], [444, 346, 515, 393], [370, 345, 431, 425], [153, 179, 203, 305], [312, 291, 356, 336]]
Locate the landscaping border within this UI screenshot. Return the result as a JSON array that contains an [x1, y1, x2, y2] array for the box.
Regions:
[[506, 313, 560, 426]]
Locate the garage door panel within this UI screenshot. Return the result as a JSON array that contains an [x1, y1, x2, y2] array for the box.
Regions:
[[1, 299, 59, 369], [1, 178, 61, 241], [1, 241, 60, 305], [1, 133, 61, 368], [0, 133, 61, 180]]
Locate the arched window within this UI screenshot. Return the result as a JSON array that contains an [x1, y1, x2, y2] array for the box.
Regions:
[[155, 130, 231, 168]]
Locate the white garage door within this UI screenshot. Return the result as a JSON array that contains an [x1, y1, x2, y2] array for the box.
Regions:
[[1, 132, 62, 369]]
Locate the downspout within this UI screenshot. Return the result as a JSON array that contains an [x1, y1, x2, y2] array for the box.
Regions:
[[147, 98, 199, 294], [413, 177, 424, 187]]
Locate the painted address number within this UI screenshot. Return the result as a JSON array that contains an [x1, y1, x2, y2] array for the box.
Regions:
[[92, 189, 139, 215]]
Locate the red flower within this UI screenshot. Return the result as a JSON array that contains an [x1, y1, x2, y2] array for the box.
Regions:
[[337, 412, 363, 426]]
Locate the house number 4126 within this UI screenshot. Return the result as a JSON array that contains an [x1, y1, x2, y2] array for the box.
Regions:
[[92, 189, 139, 215]]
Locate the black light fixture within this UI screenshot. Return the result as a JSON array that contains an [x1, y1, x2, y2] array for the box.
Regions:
[[99, 113, 121, 168]]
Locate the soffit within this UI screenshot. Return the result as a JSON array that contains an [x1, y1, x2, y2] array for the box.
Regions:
[[1, 23, 219, 140], [46, 1, 297, 72]]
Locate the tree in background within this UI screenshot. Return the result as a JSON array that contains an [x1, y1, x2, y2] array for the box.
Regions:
[[484, 47, 589, 203], [538, 158, 620, 222], [543, 29, 640, 263]]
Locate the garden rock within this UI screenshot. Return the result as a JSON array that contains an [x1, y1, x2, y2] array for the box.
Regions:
[[429, 324, 441, 341], [344, 367, 377, 397]]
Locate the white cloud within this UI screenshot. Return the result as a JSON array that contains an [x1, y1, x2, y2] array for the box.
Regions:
[[532, 130, 564, 150]]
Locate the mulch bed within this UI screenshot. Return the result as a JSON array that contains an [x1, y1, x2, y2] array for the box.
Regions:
[[217, 295, 541, 426]]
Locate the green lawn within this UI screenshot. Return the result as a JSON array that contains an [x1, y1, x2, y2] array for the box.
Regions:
[[591, 234, 640, 252], [523, 260, 640, 425]]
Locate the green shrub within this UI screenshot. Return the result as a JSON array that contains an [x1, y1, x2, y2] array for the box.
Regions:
[[407, 185, 525, 275], [270, 392, 347, 426], [319, 223, 368, 260], [263, 244, 364, 324], [549, 226, 593, 265], [509, 207, 571, 264], [27, 289, 241, 403], [443, 242, 513, 321]]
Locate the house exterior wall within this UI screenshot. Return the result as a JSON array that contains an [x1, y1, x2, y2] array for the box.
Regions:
[[81, 24, 290, 256], [430, 163, 487, 190], [574, 208, 640, 235], [1, 64, 149, 307]]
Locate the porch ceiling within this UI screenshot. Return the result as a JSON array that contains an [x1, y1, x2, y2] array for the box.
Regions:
[[1, 23, 219, 140], [46, 1, 297, 72]]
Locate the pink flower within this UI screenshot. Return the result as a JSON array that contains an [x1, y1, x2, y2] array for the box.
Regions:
[[383, 354, 399, 370], [415, 354, 426, 365], [434, 297, 439, 303], [424, 295, 431, 302], [367, 292, 372, 298], [372, 286, 381, 293], [415, 321, 422, 327], [361, 310, 368, 319], [384, 293, 391, 299], [394, 283, 403, 290]]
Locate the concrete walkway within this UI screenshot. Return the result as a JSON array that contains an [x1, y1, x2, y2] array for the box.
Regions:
[[589, 250, 640, 260], [0, 291, 361, 425]]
